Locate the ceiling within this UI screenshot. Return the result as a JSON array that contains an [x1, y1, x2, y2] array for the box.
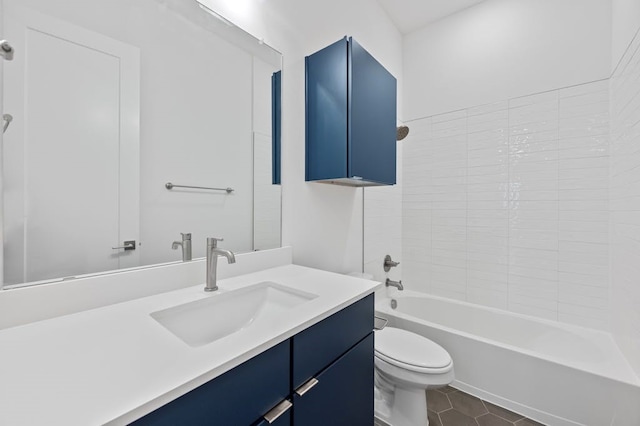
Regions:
[[377, 0, 486, 34]]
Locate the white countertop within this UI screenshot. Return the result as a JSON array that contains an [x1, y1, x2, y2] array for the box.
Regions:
[[0, 264, 381, 425]]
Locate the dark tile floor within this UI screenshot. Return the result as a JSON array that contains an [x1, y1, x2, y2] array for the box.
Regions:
[[375, 386, 546, 426]]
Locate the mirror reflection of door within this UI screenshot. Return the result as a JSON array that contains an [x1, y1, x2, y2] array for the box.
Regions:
[[2, 5, 140, 284]]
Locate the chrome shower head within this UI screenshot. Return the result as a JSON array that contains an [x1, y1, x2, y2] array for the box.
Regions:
[[396, 125, 409, 141]]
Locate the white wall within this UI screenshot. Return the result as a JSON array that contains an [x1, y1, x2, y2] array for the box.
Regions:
[[404, 0, 612, 120], [612, 0, 640, 72], [198, 0, 403, 274], [364, 144, 403, 284], [610, 0, 640, 379]]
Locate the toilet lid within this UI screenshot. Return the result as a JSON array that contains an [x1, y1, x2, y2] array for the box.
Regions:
[[375, 327, 452, 372]]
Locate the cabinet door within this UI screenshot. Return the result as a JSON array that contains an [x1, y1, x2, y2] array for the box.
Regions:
[[131, 340, 290, 426], [349, 37, 397, 185], [305, 38, 348, 181], [292, 294, 373, 390], [292, 333, 374, 426]]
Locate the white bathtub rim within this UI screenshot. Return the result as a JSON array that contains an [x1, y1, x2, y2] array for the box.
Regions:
[[378, 290, 613, 345], [376, 291, 640, 388]]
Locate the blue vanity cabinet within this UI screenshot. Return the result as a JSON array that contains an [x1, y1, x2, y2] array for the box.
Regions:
[[291, 294, 374, 425], [131, 294, 374, 425], [305, 37, 397, 187], [131, 340, 291, 426]]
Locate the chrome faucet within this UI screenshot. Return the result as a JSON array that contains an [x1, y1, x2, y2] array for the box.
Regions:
[[385, 278, 403, 291], [205, 237, 236, 292], [172, 233, 192, 262]]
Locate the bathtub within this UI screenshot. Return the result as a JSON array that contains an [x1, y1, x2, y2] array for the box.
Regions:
[[375, 291, 640, 426]]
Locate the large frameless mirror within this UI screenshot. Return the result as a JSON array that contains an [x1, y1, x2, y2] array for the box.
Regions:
[[0, 0, 282, 288]]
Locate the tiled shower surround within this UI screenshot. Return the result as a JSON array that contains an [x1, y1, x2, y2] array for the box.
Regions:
[[402, 80, 610, 330], [610, 27, 640, 376]]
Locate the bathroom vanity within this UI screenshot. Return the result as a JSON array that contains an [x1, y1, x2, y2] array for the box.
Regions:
[[0, 255, 380, 425], [134, 294, 374, 426]]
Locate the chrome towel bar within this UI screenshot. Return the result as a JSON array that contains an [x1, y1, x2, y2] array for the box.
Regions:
[[165, 182, 234, 193]]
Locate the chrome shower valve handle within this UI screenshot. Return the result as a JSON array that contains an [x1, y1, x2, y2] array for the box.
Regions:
[[383, 255, 400, 272]]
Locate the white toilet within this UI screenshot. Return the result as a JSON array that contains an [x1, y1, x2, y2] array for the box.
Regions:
[[374, 327, 454, 426]]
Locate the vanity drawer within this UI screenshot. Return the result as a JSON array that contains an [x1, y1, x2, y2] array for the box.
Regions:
[[132, 339, 290, 426], [292, 332, 374, 425], [292, 293, 373, 389]]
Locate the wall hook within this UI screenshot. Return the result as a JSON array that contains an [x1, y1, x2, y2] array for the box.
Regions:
[[2, 114, 13, 134]]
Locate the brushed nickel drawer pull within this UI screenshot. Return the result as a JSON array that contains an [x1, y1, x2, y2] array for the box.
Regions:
[[263, 399, 292, 424], [295, 377, 319, 396]]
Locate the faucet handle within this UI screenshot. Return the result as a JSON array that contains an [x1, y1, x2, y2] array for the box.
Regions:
[[383, 254, 400, 272], [207, 237, 224, 248], [181, 233, 191, 240]]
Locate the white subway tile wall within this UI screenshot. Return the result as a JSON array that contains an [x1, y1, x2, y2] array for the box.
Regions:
[[508, 90, 560, 321], [467, 102, 509, 309], [611, 29, 640, 376], [430, 111, 468, 301], [402, 80, 610, 329], [558, 80, 610, 329], [401, 119, 432, 294]]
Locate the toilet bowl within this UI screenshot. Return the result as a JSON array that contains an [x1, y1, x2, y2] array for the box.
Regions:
[[374, 327, 454, 426]]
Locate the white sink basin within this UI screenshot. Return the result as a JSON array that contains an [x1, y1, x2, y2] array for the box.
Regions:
[[150, 281, 318, 347]]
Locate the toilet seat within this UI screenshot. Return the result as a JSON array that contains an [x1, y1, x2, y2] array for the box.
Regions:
[[375, 327, 452, 374]]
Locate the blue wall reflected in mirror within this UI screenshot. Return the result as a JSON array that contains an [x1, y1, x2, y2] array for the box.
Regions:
[[272, 70, 282, 185]]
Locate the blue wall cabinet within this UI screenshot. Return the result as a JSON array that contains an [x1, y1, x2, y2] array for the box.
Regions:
[[306, 37, 397, 186], [131, 295, 374, 425]]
